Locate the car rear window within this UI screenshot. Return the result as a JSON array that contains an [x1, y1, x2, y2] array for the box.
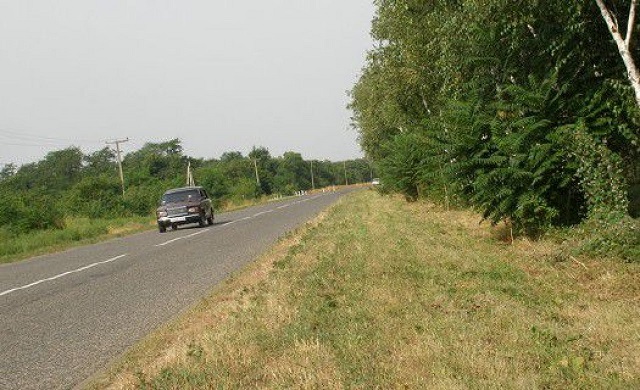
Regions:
[[162, 189, 200, 204]]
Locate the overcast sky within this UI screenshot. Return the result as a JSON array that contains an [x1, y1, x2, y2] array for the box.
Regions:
[[0, 1, 375, 166]]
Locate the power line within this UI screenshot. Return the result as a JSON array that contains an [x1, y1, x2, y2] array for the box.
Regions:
[[0, 141, 67, 147], [0, 129, 102, 144]]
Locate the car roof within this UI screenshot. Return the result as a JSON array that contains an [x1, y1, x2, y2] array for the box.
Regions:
[[163, 186, 203, 195]]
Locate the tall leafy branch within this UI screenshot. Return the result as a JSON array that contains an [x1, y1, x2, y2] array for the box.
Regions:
[[595, 0, 640, 107]]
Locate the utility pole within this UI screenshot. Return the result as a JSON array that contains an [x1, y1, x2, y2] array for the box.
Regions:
[[310, 160, 315, 190], [186, 160, 195, 187], [106, 138, 129, 197], [343, 161, 348, 186], [253, 159, 260, 186]]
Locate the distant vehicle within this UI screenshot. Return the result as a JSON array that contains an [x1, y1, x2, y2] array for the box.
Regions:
[[156, 187, 214, 233], [372, 178, 381, 185]]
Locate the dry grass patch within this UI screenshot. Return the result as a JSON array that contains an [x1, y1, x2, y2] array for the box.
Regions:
[[89, 191, 639, 389]]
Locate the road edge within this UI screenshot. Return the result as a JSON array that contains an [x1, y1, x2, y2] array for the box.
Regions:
[[78, 195, 344, 390]]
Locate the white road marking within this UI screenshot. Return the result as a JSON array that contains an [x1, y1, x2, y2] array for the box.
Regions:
[[0, 254, 129, 297], [277, 204, 289, 209], [155, 229, 210, 247], [253, 209, 275, 217]]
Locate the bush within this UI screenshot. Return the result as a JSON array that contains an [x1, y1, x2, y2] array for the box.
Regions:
[[572, 216, 640, 262], [124, 183, 166, 216], [378, 133, 429, 201], [0, 190, 65, 234], [64, 175, 125, 218]]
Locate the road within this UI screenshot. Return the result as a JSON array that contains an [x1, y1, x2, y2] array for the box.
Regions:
[[0, 189, 354, 390]]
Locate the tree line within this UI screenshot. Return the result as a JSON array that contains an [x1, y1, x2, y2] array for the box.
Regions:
[[350, 0, 640, 242], [0, 139, 373, 234]]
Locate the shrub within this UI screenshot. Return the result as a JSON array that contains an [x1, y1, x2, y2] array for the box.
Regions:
[[0, 190, 65, 234], [574, 216, 640, 262], [64, 175, 125, 218]]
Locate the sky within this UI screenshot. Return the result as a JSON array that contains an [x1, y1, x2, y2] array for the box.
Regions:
[[0, 1, 375, 166]]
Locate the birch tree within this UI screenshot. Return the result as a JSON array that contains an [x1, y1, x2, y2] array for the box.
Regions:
[[595, 0, 640, 107]]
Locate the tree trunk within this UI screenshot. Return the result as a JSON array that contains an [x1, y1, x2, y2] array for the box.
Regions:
[[595, 0, 640, 108]]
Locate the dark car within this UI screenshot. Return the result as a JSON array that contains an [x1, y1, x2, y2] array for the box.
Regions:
[[156, 187, 214, 233]]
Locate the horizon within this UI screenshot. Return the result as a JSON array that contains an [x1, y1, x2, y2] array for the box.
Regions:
[[0, 1, 375, 166]]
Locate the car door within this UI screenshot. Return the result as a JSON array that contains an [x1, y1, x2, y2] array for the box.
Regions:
[[200, 189, 211, 216]]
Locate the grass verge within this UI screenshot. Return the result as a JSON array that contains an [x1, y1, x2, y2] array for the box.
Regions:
[[0, 216, 154, 264], [88, 190, 639, 389]]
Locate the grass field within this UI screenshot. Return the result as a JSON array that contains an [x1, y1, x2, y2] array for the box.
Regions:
[[0, 216, 153, 264], [88, 190, 639, 389]]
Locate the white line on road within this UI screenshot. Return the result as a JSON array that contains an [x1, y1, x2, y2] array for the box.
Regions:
[[277, 204, 289, 209], [0, 254, 129, 297], [155, 229, 210, 247]]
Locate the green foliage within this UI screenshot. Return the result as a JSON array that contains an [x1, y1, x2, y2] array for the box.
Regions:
[[350, 0, 640, 240], [229, 178, 261, 202], [569, 216, 640, 262], [124, 183, 167, 216], [65, 175, 124, 218], [0, 140, 369, 237], [448, 73, 586, 234], [630, 183, 640, 217], [378, 132, 429, 201], [272, 152, 311, 195], [83, 147, 117, 175], [0, 189, 65, 234], [570, 124, 629, 220], [0, 216, 151, 263]]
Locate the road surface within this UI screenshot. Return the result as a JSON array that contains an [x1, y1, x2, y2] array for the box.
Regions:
[[0, 189, 353, 390]]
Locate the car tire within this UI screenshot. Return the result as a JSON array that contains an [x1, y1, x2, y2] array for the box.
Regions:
[[207, 210, 214, 226], [158, 224, 166, 233], [198, 213, 206, 227], [171, 223, 178, 231]]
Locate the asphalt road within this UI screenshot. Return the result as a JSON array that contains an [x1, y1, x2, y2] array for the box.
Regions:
[[0, 189, 354, 390]]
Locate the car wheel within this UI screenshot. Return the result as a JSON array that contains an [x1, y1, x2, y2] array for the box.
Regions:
[[171, 223, 178, 231], [207, 210, 214, 225], [198, 213, 206, 227], [158, 224, 166, 233]]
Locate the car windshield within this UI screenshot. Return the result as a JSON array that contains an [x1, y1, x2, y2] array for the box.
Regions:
[[162, 190, 200, 204]]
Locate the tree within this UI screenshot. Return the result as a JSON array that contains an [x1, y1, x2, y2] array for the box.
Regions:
[[84, 147, 116, 175], [595, 0, 640, 107], [273, 152, 310, 194], [124, 139, 186, 183], [0, 163, 16, 181], [350, 0, 639, 234], [249, 146, 275, 194]]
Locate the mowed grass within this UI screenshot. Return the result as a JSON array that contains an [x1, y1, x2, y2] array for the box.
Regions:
[[89, 191, 639, 389]]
